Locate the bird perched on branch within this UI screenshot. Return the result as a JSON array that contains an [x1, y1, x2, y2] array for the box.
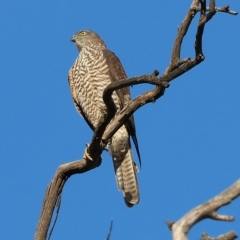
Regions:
[[68, 30, 141, 207]]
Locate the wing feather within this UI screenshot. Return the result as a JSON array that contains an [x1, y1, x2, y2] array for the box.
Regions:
[[103, 50, 141, 166], [68, 66, 95, 131]]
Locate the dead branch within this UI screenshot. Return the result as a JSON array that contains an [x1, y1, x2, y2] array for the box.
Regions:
[[196, 5, 238, 16], [169, 179, 240, 240], [34, 1, 237, 239], [201, 232, 238, 240]]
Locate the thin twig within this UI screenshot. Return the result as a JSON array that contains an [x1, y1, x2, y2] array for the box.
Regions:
[[196, 5, 238, 16], [105, 220, 113, 240], [47, 194, 62, 240]]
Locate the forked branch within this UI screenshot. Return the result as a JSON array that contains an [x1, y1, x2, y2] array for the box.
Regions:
[[167, 179, 240, 240], [201, 232, 238, 240]]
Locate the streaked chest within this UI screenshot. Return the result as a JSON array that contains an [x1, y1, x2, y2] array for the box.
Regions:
[[72, 48, 120, 114]]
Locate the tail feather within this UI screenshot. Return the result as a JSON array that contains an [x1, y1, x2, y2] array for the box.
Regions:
[[113, 158, 124, 190], [109, 125, 140, 207], [122, 150, 139, 205], [111, 147, 140, 207]]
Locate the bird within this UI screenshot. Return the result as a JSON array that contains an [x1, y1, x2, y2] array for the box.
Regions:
[[68, 30, 141, 207]]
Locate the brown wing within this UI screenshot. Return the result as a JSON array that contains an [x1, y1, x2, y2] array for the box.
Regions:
[[68, 66, 95, 131], [103, 49, 141, 165]]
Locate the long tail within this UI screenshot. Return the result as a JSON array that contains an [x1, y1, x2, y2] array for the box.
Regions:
[[109, 126, 140, 207]]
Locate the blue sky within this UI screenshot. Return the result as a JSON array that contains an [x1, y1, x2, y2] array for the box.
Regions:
[[1, 1, 240, 239]]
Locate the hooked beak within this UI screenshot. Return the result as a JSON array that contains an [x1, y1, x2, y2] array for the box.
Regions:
[[70, 35, 76, 42]]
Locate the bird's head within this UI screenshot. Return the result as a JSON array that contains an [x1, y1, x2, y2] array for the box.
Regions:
[[70, 30, 106, 51]]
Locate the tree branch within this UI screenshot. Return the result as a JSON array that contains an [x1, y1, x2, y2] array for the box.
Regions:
[[35, 159, 101, 240], [201, 232, 238, 240], [169, 179, 240, 240], [196, 5, 238, 16]]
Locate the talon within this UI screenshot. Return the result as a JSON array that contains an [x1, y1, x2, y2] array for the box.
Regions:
[[134, 163, 139, 173], [83, 145, 93, 161]]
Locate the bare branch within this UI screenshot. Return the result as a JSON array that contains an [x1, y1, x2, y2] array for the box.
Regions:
[[196, 5, 238, 16], [201, 232, 238, 240], [171, 179, 240, 240], [199, 0, 217, 26], [47, 194, 61, 240], [35, 159, 101, 240], [209, 211, 234, 221]]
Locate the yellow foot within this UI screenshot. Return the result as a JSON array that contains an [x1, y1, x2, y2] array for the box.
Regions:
[[83, 144, 93, 161]]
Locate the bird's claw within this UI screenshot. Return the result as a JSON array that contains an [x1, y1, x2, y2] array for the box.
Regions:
[[83, 144, 94, 161]]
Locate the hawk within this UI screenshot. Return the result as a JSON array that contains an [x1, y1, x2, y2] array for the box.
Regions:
[[68, 30, 141, 207]]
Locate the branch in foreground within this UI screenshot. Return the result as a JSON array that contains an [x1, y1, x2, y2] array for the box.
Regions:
[[201, 232, 238, 240], [168, 179, 240, 240]]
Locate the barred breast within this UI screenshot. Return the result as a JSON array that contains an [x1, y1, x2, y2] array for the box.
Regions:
[[72, 47, 120, 129]]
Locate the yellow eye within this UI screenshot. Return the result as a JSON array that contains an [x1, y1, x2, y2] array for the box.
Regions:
[[80, 31, 86, 35]]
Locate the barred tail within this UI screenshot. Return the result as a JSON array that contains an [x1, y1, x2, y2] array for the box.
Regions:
[[111, 146, 140, 207]]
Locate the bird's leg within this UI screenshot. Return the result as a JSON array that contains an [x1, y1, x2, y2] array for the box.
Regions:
[[83, 144, 94, 161]]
